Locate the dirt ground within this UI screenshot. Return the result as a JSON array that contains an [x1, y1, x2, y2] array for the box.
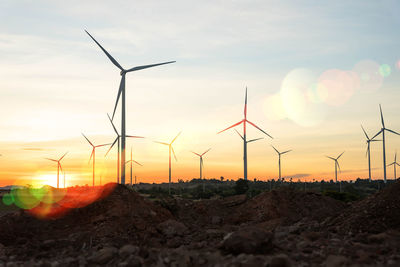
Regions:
[[0, 182, 400, 266]]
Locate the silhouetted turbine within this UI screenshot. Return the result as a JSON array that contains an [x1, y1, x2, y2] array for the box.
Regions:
[[125, 147, 142, 186], [154, 132, 181, 194], [45, 152, 68, 189], [387, 151, 399, 180], [326, 151, 345, 183], [218, 87, 272, 180], [372, 104, 400, 184], [85, 30, 175, 185], [191, 148, 211, 180], [105, 113, 144, 184], [82, 133, 111, 187], [271, 145, 292, 182], [361, 125, 380, 182]]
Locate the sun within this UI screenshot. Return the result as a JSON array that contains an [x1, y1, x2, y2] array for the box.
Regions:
[[31, 174, 59, 188]]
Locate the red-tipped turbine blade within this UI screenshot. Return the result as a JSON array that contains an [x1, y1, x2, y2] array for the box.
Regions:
[[133, 160, 143, 166], [218, 120, 244, 134], [59, 151, 68, 161], [201, 148, 212, 156], [191, 151, 201, 157], [171, 146, 178, 162], [45, 158, 58, 162], [246, 120, 273, 139]]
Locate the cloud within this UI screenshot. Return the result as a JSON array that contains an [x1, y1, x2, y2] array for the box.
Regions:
[[21, 148, 47, 151], [283, 173, 310, 179]]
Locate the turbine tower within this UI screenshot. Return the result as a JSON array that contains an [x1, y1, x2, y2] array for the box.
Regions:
[[372, 104, 400, 184], [155, 132, 181, 194], [218, 88, 273, 180], [191, 148, 211, 179], [85, 30, 175, 185], [271, 145, 292, 182], [82, 133, 111, 187], [387, 152, 399, 180], [45, 152, 68, 189], [326, 151, 345, 183], [105, 113, 144, 183], [125, 147, 142, 186], [361, 125, 380, 182]]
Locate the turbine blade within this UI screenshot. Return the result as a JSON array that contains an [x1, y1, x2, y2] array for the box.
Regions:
[[244, 87, 247, 119], [370, 139, 381, 142], [201, 148, 212, 156], [337, 151, 345, 159], [133, 160, 143, 166], [386, 128, 400, 136], [82, 133, 94, 147], [84, 30, 123, 71], [171, 131, 182, 144], [105, 137, 118, 157], [59, 162, 63, 173], [59, 151, 68, 161], [125, 61, 176, 73], [112, 75, 125, 120], [361, 124, 369, 140], [247, 137, 263, 143], [45, 158, 58, 162], [281, 150, 292, 154], [217, 120, 244, 134], [107, 113, 119, 135], [371, 130, 382, 140], [396, 163, 400, 167], [125, 160, 132, 164], [154, 141, 169, 146], [89, 148, 94, 164], [336, 161, 341, 173], [171, 146, 177, 162], [126, 135, 145, 138], [379, 104, 385, 128], [246, 120, 273, 139], [326, 156, 335, 161], [234, 129, 244, 140], [271, 145, 279, 154], [387, 162, 395, 166], [96, 143, 112, 148], [191, 151, 201, 157]]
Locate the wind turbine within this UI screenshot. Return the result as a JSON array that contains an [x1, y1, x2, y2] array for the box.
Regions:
[[105, 113, 144, 183], [126, 147, 142, 186], [82, 133, 111, 187], [45, 152, 68, 189], [271, 145, 292, 182], [85, 30, 175, 185], [155, 132, 181, 194], [361, 125, 380, 182], [191, 148, 211, 180], [326, 151, 345, 183], [387, 152, 399, 180], [372, 104, 400, 184], [218, 88, 273, 180]]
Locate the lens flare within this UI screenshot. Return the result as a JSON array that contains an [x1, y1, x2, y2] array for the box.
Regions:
[[353, 60, 383, 92], [280, 68, 326, 127], [1, 183, 117, 219], [318, 69, 359, 106], [379, 64, 391, 77], [397, 60, 400, 70], [262, 93, 286, 121]]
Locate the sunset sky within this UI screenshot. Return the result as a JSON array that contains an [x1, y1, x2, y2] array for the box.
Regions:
[[1, 1, 400, 187]]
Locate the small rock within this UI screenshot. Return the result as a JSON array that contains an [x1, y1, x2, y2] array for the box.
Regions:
[[88, 247, 118, 264], [119, 245, 139, 259], [211, 216, 222, 225], [222, 226, 274, 254], [270, 254, 291, 267], [324, 255, 347, 267], [157, 219, 188, 238]]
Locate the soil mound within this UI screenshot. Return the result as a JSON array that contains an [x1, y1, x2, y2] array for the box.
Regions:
[[0, 184, 172, 258], [329, 181, 400, 234], [230, 188, 347, 227]]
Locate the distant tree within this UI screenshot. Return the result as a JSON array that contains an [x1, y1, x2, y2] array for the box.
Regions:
[[220, 176, 224, 182], [254, 178, 257, 182], [234, 179, 249, 194]]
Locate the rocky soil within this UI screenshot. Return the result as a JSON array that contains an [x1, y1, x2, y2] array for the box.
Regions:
[[0, 182, 400, 266]]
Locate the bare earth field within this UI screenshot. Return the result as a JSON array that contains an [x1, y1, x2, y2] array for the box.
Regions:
[[0, 182, 400, 266]]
